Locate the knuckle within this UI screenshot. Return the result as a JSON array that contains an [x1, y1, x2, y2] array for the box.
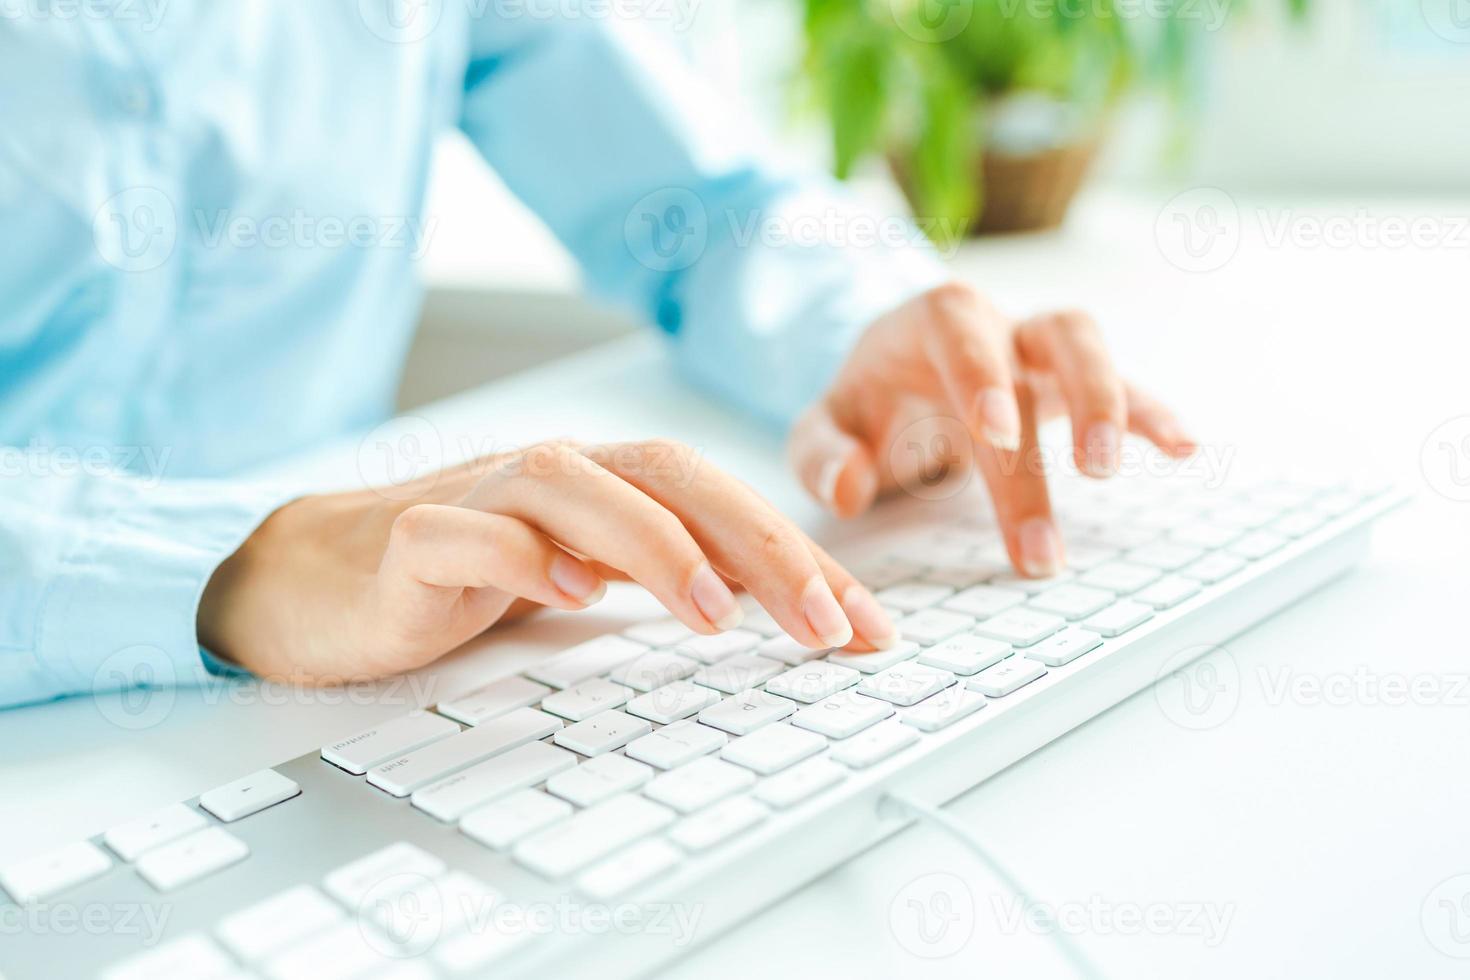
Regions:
[[389, 504, 432, 544], [1046, 308, 1099, 341]]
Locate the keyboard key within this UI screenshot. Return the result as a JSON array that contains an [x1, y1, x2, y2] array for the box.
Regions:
[[1179, 553, 1246, 583], [896, 608, 975, 645], [368, 708, 562, 796], [1026, 584, 1116, 621], [917, 634, 1012, 675], [103, 803, 207, 862], [436, 675, 552, 726], [322, 841, 446, 907], [753, 757, 847, 808], [698, 689, 797, 735], [674, 629, 762, 664], [764, 661, 861, 703], [1170, 521, 1240, 550], [622, 617, 694, 647], [576, 838, 681, 900], [0, 840, 111, 903], [552, 710, 652, 756], [941, 585, 1026, 619], [624, 719, 728, 769], [668, 796, 768, 852], [875, 582, 954, 611], [825, 641, 920, 674], [968, 658, 1046, 697], [1023, 627, 1102, 667], [461, 791, 571, 850], [1061, 543, 1119, 570], [609, 650, 699, 692], [1207, 503, 1279, 529], [972, 608, 1065, 647], [756, 635, 830, 665], [514, 793, 676, 877], [259, 921, 395, 980], [922, 561, 1004, 590], [526, 634, 648, 689], [101, 934, 235, 980], [1272, 510, 1327, 538], [855, 556, 927, 589], [858, 662, 957, 706], [1229, 530, 1289, 560], [721, 724, 826, 775], [198, 769, 300, 822], [1125, 542, 1205, 571], [988, 570, 1075, 595], [693, 653, 784, 693], [216, 884, 344, 961], [735, 601, 784, 636], [900, 686, 988, 732], [367, 870, 497, 946], [828, 721, 920, 769], [320, 710, 459, 774], [1082, 600, 1154, 637], [136, 827, 248, 892], [1082, 524, 1157, 550], [1133, 575, 1202, 610], [411, 740, 575, 822], [540, 677, 632, 721], [625, 680, 722, 724], [1078, 561, 1161, 595], [643, 756, 755, 813], [546, 753, 653, 807], [790, 690, 894, 738]]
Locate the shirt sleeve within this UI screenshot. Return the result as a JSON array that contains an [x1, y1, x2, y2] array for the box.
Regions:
[[0, 461, 289, 709], [456, 13, 948, 429]]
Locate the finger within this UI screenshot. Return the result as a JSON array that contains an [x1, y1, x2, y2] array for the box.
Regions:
[[466, 442, 743, 636], [1016, 310, 1128, 479], [805, 539, 898, 652], [586, 439, 869, 650], [975, 380, 1065, 578], [789, 399, 880, 519], [1125, 381, 1198, 457], [919, 282, 1023, 451], [380, 504, 607, 611]]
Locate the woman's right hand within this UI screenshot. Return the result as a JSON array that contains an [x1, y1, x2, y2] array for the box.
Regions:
[[198, 439, 898, 684]]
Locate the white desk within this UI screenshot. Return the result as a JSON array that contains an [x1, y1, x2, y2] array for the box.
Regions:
[[3, 190, 1467, 978]]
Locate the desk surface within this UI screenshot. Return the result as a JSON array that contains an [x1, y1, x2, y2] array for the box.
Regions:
[[3, 190, 1467, 979]]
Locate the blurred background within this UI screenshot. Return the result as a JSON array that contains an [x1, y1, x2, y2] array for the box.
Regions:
[[400, 0, 1470, 408]]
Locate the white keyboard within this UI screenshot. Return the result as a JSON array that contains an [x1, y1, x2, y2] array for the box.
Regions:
[[0, 473, 1400, 980]]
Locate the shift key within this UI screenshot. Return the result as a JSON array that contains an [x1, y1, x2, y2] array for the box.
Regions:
[[367, 708, 561, 797]]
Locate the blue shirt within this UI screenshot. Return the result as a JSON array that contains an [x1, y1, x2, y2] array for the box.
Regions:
[[0, 2, 943, 708]]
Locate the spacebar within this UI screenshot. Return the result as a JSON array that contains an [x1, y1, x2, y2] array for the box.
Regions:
[[367, 708, 561, 797]]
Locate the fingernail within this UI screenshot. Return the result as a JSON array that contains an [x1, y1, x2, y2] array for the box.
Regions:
[[691, 563, 744, 630], [841, 585, 897, 649], [802, 576, 853, 648], [1084, 421, 1121, 476], [976, 387, 1022, 452], [550, 553, 606, 605], [1017, 518, 1064, 578], [817, 457, 844, 509]]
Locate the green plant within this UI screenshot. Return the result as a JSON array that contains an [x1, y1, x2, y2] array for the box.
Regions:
[[797, 0, 1309, 238]]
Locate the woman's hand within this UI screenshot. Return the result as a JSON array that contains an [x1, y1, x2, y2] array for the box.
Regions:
[[199, 440, 898, 683], [789, 282, 1197, 577]]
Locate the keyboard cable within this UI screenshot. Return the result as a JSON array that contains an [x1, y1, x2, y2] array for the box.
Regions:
[[878, 790, 1108, 980]]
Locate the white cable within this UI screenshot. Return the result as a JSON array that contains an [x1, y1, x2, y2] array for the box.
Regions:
[[879, 791, 1108, 980]]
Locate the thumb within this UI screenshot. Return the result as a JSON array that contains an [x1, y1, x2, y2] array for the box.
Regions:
[[788, 399, 879, 519]]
